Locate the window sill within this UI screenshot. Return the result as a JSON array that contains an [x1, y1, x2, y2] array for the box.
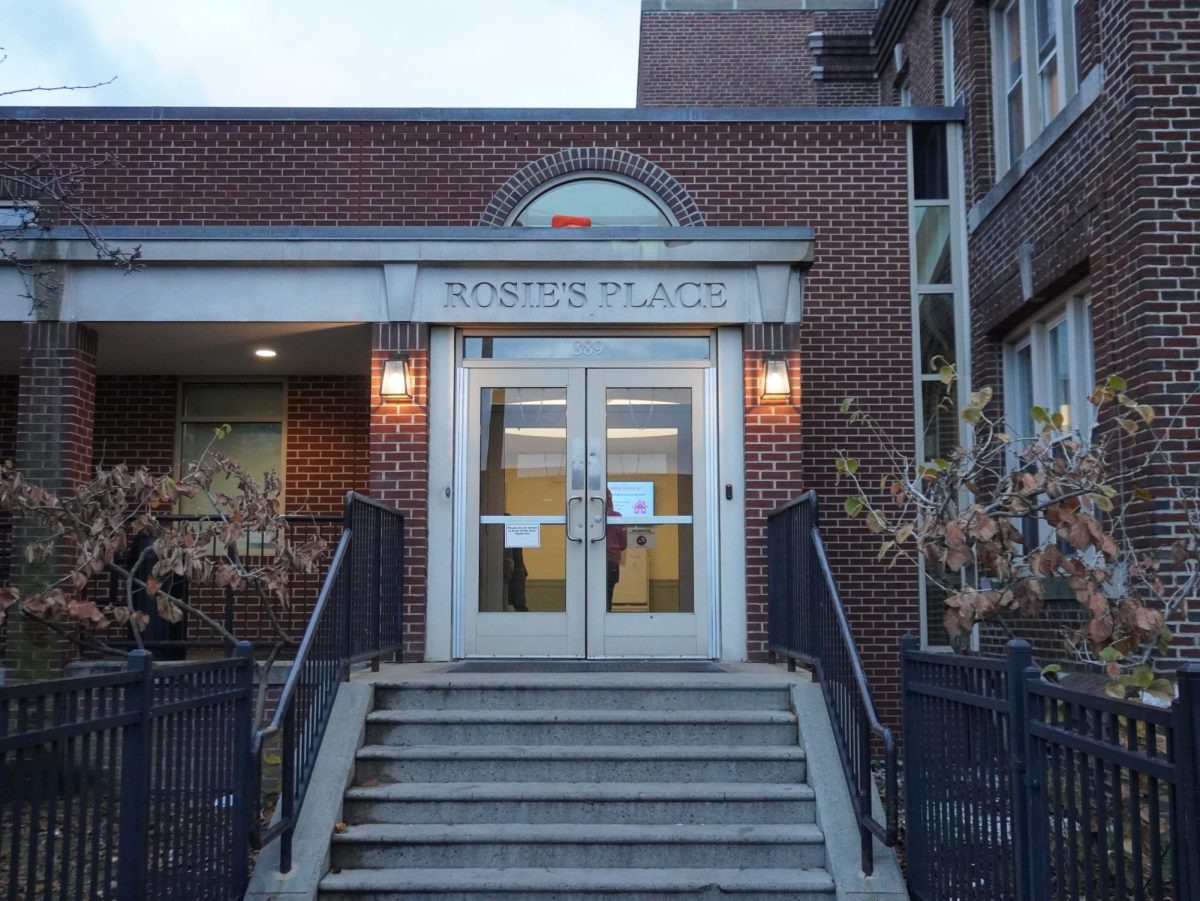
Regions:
[[968, 64, 1105, 233]]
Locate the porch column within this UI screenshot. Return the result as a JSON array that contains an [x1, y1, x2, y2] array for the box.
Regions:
[[9, 322, 98, 678], [743, 323, 803, 660], [369, 323, 429, 662]]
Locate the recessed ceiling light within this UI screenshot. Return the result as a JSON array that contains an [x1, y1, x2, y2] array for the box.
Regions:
[[254, 348, 277, 358]]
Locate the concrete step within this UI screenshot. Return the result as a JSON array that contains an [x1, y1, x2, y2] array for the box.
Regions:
[[318, 866, 837, 900], [342, 781, 817, 825], [371, 682, 793, 712], [354, 744, 807, 784], [364, 708, 798, 746], [329, 823, 826, 870]]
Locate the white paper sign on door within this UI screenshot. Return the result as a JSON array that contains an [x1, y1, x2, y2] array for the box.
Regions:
[[504, 523, 541, 548]]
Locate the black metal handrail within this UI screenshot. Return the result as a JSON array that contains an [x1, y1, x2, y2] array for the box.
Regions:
[[767, 490, 898, 875], [249, 491, 404, 872]]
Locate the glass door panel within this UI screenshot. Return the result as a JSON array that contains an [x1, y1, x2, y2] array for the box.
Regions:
[[465, 371, 585, 656], [587, 371, 708, 657]]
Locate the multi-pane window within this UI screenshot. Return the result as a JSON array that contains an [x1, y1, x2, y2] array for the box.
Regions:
[[1003, 292, 1094, 443], [910, 123, 969, 647], [508, 176, 673, 227], [178, 383, 285, 516], [991, 0, 1078, 172], [1003, 291, 1094, 551]]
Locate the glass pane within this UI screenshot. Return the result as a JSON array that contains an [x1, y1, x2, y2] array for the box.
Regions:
[[1008, 86, 1025, 162], [478, 524, 566, 613], [606, 387, 693, 613], [180, 421, 282, 515], [1012, 343, 1035, 438], [912, 124, 949, 200], [914, 206, 953, 285], [608, 524, 694, 614], [513, 180, 671, 227], [183, 383, 283, 419], [1036, 0, 1057, 56], [1040, 55, 1061, 125], [478, 386, 567, 614], [921, 381, 958, 462], [1048, 321, 1072, 429], [479, 387, 566, 517], [1005, 3, 1023, 87], [919, 293, 956, 370], [464, 336, 710, 362], [924, 566, 954, 647]]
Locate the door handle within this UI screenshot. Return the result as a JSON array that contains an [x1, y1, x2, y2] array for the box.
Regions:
[[566, 496, 584, 542], [588, 495, 606, 543]]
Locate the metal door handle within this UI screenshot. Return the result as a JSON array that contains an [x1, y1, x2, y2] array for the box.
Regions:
[[588, 495, 606, 543], [566, 496, 584, 542]]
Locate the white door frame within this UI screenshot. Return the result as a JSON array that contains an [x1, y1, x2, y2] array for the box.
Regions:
[[424, 326, 747, 662]]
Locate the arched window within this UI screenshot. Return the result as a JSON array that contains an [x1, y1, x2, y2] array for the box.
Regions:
[[507, 174, 675, 227]]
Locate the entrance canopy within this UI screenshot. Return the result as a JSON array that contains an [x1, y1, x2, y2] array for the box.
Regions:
[[0, 227, 814, 327]]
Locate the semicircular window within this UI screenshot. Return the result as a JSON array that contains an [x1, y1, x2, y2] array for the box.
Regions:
[[510, 177, 673, 227]]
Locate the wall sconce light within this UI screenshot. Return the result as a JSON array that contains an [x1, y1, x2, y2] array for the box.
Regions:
[[380, 355, 411, 400], [761, 354, 792, 401]]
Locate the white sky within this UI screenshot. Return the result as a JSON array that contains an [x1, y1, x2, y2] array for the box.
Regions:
[[2, 0, 643, 108]]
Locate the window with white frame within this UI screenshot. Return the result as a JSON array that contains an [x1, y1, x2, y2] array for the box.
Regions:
[[177, 382, 285, 516], [910, 122, 970, 647], [1003, 290, 1095, 547], [991, 0, 1078, 173], [941, 9, 956, 104]]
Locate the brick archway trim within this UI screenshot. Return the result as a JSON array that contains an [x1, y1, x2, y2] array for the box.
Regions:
[[479, 148, 705, 227]]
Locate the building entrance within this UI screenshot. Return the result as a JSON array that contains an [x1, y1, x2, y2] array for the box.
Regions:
[[459, 337, 713, 657]]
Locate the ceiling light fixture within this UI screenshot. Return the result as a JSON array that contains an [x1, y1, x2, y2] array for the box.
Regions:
[[254, 348, 277, 358]]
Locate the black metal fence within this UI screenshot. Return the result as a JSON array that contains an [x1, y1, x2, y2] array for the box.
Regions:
[[767, 491, 898, 875], [0, 645, 254, 901], [252, 491, 404, 872], [902, 637, 1200, 901]]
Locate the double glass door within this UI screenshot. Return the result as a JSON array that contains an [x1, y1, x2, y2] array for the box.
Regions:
[[464, 366, 710, 657]]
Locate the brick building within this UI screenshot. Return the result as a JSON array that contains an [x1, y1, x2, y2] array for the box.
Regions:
[[1, 0, 1195, 700]]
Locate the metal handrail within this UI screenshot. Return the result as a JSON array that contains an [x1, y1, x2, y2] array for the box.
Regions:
[[248, 490, 405, 872], [767, 490, 898, 875]]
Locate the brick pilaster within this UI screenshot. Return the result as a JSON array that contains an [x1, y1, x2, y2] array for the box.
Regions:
[[368, 323, 429, 662], [8, 322, 97, 678]]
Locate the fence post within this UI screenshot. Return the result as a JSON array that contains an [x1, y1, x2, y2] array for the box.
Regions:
[[1175, 664, 1200, 901], [230, 642, 254, 897], [1005, 640, 1035, 901], [117, 650, 153, 900]]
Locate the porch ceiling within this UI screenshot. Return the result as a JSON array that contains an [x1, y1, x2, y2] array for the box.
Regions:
[[0, 322, 371, 376]]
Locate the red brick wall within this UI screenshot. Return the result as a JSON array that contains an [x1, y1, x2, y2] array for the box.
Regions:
[[285, 376, 370, 515], [93, 376, 177, 473], [637, 9, 879, 107], [0, 115, 920, 691], [7, 323, 97, 676], [369, 325, 429, 662]]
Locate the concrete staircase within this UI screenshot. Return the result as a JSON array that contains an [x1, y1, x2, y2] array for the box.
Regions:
[[318, 676, 836, 900]]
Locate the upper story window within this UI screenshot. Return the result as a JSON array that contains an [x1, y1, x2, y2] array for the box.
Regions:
[[991, 0, 1078, 174], [507, 174, 674, 227]]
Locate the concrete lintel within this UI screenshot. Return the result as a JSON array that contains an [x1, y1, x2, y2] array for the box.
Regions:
[[245, 681, 374, 901], [791, 682, 908, 901]]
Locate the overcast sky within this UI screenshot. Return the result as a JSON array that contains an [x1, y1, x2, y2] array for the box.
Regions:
[[2, 0, 642, 108]]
